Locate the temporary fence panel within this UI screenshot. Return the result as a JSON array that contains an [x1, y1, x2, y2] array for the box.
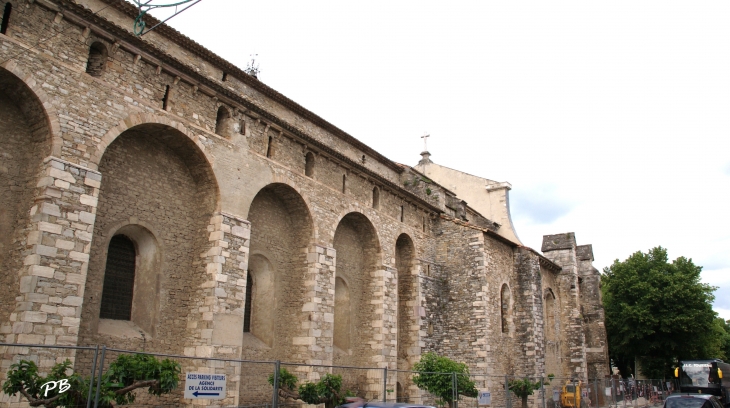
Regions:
[[0, 342, 100, 408], [0, 342, 681, 408]]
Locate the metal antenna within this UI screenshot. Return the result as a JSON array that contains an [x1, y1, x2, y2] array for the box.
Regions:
[[131, 0, 204, 36], [245, 54, 260, 78]]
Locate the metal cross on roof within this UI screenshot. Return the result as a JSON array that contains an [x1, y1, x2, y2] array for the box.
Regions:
[[421, 132, 430, 152], [131, 0, 203, 36]]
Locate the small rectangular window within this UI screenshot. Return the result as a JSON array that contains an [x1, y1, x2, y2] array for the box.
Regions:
[[266, 136, 273, 158], [162, 85, 170, 110], [1, 3, 12, 35]]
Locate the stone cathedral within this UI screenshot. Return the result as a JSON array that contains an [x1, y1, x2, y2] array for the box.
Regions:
[[0, 0, 609, 406]]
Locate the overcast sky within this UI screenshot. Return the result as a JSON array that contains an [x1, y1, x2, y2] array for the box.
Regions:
[[145, 1, 730, 319]]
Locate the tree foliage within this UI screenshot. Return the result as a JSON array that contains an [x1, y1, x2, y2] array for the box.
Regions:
[[412, 352, 478, 408], [2, 354, 181, 407], [268, 368, 352, 408], [602, 247, 719, 378], [508, 374, 554, 408]]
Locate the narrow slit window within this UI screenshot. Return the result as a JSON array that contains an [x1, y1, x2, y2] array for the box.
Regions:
[[266, 136, 273, 158], [1, 2, 11, 35], [422, 215, 427, 232], [342, 174, 347, 193], [162, 85, 170, 110], [243, 271, 253, 332], [222, 72, 228, 82], [400, 205, 404, 222], [372, 187, 380, 208], [100, 235, 136, 320]]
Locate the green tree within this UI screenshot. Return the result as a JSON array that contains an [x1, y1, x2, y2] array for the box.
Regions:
[[2, 354, 181, 407], [268, 368, 352, 408], [710, 318, 730, 361], [602, 247, 718, 378], [508, 375, 554, 408], [411, 352, 478, 408]]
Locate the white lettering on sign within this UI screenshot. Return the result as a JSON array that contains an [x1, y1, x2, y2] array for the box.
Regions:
[[683, 364, 712, 368], [184, 372, 227, 400], [40, 379, 71, 397]]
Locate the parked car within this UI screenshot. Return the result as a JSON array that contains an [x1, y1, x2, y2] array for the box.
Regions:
[[664, 394, 724, 408]]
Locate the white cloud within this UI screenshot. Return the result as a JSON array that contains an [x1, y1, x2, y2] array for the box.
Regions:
[[511, 184, 576, 225]]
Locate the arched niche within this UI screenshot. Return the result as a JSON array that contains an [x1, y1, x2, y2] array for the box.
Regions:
[[245, 183, 313, 357], [395, 233, 417, 402], [500, 283, 512, 335], [85, 41, 108, 77], [0, 66, 53, 325], [544, 289, 557, 341], [305, 152, 315, 177], [333, 276, 351, 351], [215, 106, 233, 138], [97, 224, 162, 337], [332, 212, 381, 367], [80, 122, 219, 350], [396, 233, 416, 366], [246, 253, 275, 347]]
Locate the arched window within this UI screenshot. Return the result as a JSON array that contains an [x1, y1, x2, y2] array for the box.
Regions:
[[1, 2, 11, 35], [372, 186, 380, 208], [85, 41, 108, 77], [215, 106, 231, 137], [243, 270, 253, 332], [305, 152, 315, 177], [100, 235, 136, 320], [500, 283, 511, 334]]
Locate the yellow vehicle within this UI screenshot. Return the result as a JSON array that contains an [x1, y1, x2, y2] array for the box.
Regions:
[[560, 380, 586, 408]]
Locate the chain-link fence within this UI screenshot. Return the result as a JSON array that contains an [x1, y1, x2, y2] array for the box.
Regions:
[[0, 343, 676, 408]]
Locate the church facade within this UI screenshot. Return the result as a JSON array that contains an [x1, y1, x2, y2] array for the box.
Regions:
[[0, 0, 608, 405]]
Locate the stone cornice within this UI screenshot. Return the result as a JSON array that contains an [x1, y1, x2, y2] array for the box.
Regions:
[[34, 0, 444, 214], [55, 0, 403, 174]]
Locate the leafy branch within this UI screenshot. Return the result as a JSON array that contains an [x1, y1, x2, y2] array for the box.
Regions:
[[3, 354, 182, 408]]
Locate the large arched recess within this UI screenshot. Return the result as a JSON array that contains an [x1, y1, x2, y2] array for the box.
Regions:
[[79, 122, 220, 352], [0, 66, 54, 325], [243, 183, 313, 359], [395, 233, 416, 401], [332, 212, 381, 368]]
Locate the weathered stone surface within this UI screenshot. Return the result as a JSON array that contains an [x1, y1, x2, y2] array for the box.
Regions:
[[0, 2, 608, 407]]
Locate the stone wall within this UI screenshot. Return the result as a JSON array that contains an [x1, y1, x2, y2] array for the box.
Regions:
[[577, 245, 610, 380], [0, 1, 610, 406]]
